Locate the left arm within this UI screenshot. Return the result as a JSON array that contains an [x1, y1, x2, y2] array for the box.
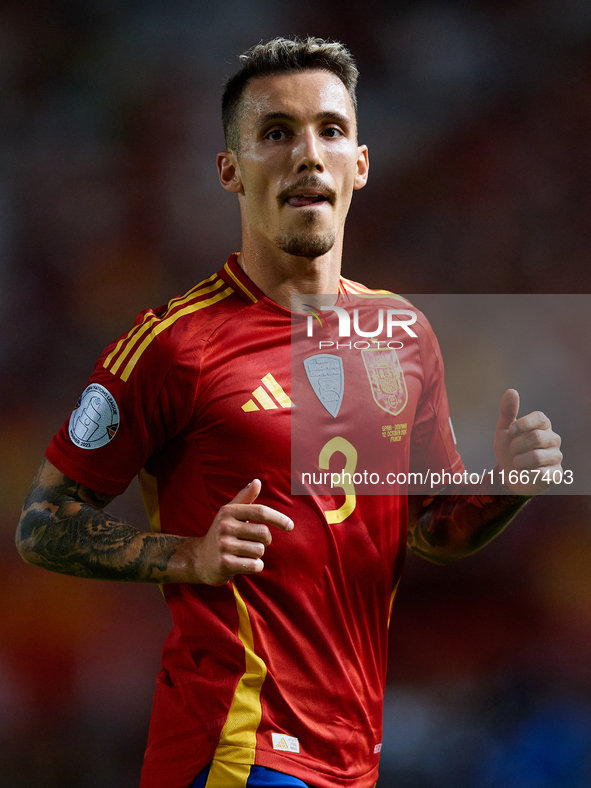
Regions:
[[408, 389, 563, 564], [407, 489, 530, 565]]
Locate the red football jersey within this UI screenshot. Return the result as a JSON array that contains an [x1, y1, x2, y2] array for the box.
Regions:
[[47, 254, 463, 788]]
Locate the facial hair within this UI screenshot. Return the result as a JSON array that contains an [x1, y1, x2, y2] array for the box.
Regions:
[[274, 174, 337, 258], [274, 227, 336, 258]]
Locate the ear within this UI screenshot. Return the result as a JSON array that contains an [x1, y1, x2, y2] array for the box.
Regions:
[[217, 151, 243, 194], [353, 144, 369, 191]]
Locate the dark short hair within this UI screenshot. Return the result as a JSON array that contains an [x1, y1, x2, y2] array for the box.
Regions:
[[222, 36, 359, 152]]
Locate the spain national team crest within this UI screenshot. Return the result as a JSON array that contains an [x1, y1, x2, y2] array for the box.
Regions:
[[361, 347, 407, 416], [303, 354, 344, 418]]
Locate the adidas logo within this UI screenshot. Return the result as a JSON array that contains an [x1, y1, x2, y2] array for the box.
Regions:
[[271, 732, 300, 753], [241, 373, 293, 412]]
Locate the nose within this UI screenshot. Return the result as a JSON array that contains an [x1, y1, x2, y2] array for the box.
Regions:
[[293, 128, 324, 174]]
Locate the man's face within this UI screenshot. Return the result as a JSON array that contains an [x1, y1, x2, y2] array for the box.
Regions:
[[219, 70, 368, 259]]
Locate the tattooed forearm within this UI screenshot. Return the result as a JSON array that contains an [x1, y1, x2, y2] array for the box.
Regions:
[[16, 459, 190, 583], [407, 490, 530, 564]]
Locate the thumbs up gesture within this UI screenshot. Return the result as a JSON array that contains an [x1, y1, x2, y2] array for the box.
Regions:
[[494, 389, 563, 495]]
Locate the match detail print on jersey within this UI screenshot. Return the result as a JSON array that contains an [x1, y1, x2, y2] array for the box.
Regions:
[[68, 383, 120, 449]]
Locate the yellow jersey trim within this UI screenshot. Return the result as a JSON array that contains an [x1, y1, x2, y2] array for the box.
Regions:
[[211, 584, 267, 765], [138, 468, 165, 597], [342, 281, 413, 307], [224, 261, 259, 303], [340, 277, 410, 301], [205, 760, 251, 788], [104, 274, 229, 378], [139, 469, 161, 533], [104, 273, 222, 371], [388, 578, 401, 627], [119, 287, 233, 381]]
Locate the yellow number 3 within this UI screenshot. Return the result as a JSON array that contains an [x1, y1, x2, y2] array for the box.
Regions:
[[319, 437, 358, 524]]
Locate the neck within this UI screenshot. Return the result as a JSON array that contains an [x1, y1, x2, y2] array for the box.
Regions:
[[237, 234, 343, 310]]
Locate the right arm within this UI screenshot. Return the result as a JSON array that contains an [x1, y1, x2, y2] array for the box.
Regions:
[[15, 459, 293, 585]]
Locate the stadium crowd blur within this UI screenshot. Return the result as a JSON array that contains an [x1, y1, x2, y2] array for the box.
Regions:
[[1, 1, 591, 785]]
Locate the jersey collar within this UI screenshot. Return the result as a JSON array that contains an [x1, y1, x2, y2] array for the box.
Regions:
[[218, 253, 266, 305], [219, 251, 349, 305]]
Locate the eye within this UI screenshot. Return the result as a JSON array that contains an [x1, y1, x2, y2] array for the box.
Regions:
[[265, 128, 288, 141], [322, 127, 343, 138]]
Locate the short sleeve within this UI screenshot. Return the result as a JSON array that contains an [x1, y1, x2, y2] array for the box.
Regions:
[[409, 316, 464, 478], [46, 313, 201, 496]]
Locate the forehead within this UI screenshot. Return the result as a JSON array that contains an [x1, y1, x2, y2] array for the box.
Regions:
[[240, 69, 355, 127]]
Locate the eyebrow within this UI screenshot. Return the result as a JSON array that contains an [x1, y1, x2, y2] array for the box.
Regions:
[[257, 111, 352, 128]]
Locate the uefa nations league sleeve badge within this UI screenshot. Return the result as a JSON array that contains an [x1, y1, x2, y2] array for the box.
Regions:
[[68, 383, 120, 449]]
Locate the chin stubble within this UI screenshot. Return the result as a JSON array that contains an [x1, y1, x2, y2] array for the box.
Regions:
[[275, 175, 337, 258], [274, 233, 336, 258]]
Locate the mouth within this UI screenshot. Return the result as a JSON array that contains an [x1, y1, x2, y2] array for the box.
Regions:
[[279, 178, 336, 208], [285, 194, 330, 208]]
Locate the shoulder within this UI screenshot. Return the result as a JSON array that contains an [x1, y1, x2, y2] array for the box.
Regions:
[[339, 274, 432, 326], [339, 275, 415, 308], [340, 275, 443, 358], [339, 275, 399, 298], [100, 271, 248, 383]]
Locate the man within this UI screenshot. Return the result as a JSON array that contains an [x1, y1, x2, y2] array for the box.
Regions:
[[16, 37, 562, 788]]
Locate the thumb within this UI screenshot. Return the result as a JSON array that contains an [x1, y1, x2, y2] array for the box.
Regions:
[[497, 388, 520, 431], [230, 478, 262, 505]]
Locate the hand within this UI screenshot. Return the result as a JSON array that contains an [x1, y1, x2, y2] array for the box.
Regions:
[[494, 388, 563, 495], [190, 479, 294, 585]]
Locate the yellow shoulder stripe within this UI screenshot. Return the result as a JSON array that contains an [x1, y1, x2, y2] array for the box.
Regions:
[[104, 272, 222, 371], [118, 287, 233, 381], [341, 278, 412, 305], [104, 275, 233, 381]]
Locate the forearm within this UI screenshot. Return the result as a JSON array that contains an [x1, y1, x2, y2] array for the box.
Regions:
[[407, 483, 531, 564], [15, 461, 197, 583], [17, 504, 196, 583]]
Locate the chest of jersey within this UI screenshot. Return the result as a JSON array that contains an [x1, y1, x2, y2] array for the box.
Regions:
[[147, 300, 434, 589], [192, 305, 425, 497]]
